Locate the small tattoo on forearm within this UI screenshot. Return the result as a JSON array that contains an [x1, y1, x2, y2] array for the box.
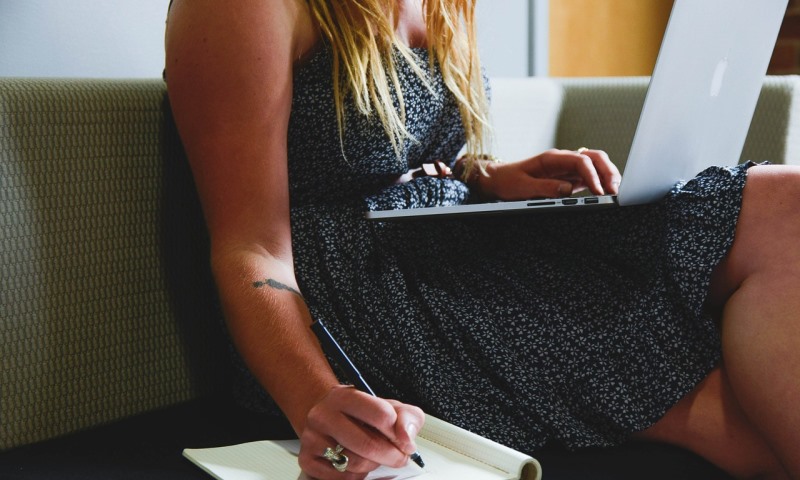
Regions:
[[252, 278, 303, 297]]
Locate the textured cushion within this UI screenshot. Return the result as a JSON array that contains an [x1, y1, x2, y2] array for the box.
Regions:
[[742, 75, 800, 164], [0, 78, 225, 451], [556, 77, 648, 171]]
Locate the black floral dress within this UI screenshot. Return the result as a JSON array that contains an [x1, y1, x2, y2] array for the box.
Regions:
[[232, 45, 752, 453]]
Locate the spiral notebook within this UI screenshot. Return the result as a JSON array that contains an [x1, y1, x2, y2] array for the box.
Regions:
[[182, 414, 541, 480]]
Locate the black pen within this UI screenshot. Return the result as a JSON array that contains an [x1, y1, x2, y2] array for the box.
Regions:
[[310, 319, 425, 468]]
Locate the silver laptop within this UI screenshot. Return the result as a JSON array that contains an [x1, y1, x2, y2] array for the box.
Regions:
[[366, 0, 787, 221]]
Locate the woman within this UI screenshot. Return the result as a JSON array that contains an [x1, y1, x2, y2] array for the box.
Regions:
[[164, 1, 800, 478]]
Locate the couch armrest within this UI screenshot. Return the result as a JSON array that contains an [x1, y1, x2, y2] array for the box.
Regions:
[[555, 75, 800, 170], [742, 75, 800, 166]]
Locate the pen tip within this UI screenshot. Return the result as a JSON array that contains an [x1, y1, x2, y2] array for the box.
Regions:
[[411, 452, 425, 468]]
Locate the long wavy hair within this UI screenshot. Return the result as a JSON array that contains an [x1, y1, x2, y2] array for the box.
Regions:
[[307, 0, 491, 163]]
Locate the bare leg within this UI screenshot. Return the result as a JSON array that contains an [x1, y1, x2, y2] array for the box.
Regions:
[[709, 165, 800, 476], [635, 165, 800, 478], [634, 367, 787, 479]]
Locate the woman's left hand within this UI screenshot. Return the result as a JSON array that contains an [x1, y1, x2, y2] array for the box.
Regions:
[[474, 148, 621, 201]]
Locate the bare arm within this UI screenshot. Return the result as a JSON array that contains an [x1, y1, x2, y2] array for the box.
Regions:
[[165, 1, 422, 476], [166, 0, 334, 433]]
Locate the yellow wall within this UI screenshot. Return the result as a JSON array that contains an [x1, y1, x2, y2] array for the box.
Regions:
[[550, 0, 675, 77]]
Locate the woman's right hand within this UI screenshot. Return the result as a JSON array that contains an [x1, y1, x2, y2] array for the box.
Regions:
[[473, 148, 621, 201], [297, 385, 425, 479]]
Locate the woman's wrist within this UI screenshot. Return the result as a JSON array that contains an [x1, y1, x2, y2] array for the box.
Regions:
[[453, 154, 503, 199], [286, 378, 343, 435]]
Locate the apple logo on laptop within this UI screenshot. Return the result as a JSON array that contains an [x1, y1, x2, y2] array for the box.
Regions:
[[710, 57, 729, 97]]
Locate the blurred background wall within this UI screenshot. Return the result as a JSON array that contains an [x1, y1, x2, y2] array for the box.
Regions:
[[0, 1, 168, 78], [0, 1, 795, 79], [0, 0, 541, 79]]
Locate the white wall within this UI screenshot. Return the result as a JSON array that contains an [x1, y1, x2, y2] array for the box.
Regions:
[[0, 0, 543, 79], [476, 0, 530, 78], [477, 0, 548, 77], [0, 0, 169, 78]]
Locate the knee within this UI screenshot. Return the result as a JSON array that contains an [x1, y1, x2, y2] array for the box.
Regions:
[[741, 165, 800, 221], [724, 165, 800, 279]]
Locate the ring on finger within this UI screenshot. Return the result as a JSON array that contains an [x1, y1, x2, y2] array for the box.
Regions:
[[323, 444, 350, 473], [576, 147, 589, 155]]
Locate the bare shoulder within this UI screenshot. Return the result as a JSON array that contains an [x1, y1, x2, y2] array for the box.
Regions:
[[164, 0, 317, 137], [165, 0, 317, 73]]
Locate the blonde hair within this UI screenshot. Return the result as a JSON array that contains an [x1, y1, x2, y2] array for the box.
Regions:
[[307, 0, 491, 163]]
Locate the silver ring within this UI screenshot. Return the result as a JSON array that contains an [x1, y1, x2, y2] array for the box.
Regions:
[[323, 444, 349, 473], [576, 147, 589, 154]]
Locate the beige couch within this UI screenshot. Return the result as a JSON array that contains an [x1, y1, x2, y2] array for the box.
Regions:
[[2, 75, 799, 458]]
